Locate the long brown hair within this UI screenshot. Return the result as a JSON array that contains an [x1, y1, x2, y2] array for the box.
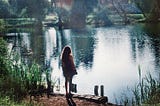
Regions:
[[61, 46, 72, 62]]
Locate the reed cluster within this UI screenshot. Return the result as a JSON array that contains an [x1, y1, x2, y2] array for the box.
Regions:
[[0, 38, 44, 104], [119, 65, 160, 106]]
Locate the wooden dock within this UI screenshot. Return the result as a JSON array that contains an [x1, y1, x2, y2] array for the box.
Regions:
[[50, 93, 108, 104], [73, 94, 108, 104]]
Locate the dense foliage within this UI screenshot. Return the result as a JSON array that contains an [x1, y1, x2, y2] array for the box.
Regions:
[[0, 1, 11, 18], [132, 0, 160, 22], [0, 19, 5, 33], [0, 0, 49, 21], [0, 38, 8, 75], [0, 38, 43, 101], [0, 0, 160, 25]]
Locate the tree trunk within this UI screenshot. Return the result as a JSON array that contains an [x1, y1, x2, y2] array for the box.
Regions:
[[111, 0, 129, 24]]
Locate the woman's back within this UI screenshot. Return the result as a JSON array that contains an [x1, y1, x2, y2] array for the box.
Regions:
[[61, 46, 77, 77]]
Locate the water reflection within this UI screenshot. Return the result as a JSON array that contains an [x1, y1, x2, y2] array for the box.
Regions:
[[6, 24, 160, 103], [142, 23, 160, 72], [129, 24, 160, 75], [63, 29, 97, 69], [30, 27, 45, 66]]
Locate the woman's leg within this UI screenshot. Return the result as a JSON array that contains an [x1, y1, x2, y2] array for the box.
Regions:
[[65, 77, 68, 95], [69, 77, 73, 94]]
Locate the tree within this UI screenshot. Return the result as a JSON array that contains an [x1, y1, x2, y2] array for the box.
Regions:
[[25, 0, 49, 22], [149, 0, 160, 21], [0, 0, 11, 18], [85, 0, 98, 13], [70, 0, 87, 28], [70, 0, 98, 28], [111, 0, 130, 24], [133, 0, 160, 22], [9, 0, 28, 17], [8, 0, 49, 21]]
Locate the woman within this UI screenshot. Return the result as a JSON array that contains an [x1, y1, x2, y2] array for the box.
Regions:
[[61, 46, 77, 98]]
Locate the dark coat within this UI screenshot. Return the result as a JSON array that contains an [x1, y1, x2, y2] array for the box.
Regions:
[[62, 55, 77, 78]]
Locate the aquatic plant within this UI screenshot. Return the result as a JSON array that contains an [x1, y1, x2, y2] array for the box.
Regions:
[[119, 65, 160, 105], [0, 38, 45, 101]]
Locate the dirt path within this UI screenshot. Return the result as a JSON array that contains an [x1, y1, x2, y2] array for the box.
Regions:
[[28, 95, 117, 106]]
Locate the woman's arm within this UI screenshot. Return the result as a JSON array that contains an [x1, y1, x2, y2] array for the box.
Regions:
[[69, 55, 76, 71]]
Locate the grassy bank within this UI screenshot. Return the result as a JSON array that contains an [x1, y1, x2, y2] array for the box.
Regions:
[[119, 66, 160, 106], [0, 18, 36, 29], [0, 38, 45, 104], [0, 96, 32, 106]]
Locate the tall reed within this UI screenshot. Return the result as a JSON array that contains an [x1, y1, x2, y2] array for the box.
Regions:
[[120, 65, 160, 105], [0, 38, 44, 101], [0, 54, 43, 100]]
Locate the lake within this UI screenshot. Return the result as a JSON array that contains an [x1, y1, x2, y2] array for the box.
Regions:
[[6, 23, 160, 103]]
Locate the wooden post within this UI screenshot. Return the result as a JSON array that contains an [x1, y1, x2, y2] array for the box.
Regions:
[[71, 83, 77, 93], [100, 85, 104, 96], [74, 84, 77, 93], [94, 85, 99, 96]]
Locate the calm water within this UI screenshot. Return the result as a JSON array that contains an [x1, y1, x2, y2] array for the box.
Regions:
[[7, 23, 160, 103]]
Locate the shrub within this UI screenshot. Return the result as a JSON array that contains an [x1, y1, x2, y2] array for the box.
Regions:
[[0, 38, 43, 101], [0, 19, 5, 33], [0, 37, 8, 75]]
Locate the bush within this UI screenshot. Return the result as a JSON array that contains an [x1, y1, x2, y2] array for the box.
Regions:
[[0, 37, 7, 56], [0, 37, 8, 75], [0, 19, 5, 33], [0, 38, 43, 101], [0, 55, 42, 101]]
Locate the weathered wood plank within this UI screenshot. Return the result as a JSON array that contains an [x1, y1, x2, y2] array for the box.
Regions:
[[50, 93, 108, 104], [73, 94, 108, 104]]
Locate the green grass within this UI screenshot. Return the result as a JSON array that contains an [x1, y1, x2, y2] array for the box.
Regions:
[[1, 18, 36, 28], [119, 65, 160, 106], [0, 38, 45, 103], [0, 96, 33, 106], [0, 37, 57, 105], [0, 55, 43, 101]]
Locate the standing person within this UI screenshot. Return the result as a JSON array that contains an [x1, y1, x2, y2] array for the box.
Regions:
[[61, 46, 77, 98]]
